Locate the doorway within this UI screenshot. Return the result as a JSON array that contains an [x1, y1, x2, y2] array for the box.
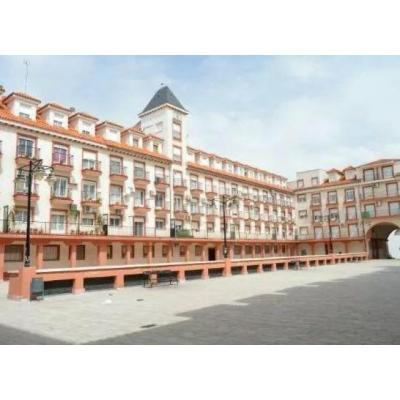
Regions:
[[208, 247, 216, 261]]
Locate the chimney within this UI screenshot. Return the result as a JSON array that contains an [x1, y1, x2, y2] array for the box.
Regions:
[[0, 85, 5, 96]]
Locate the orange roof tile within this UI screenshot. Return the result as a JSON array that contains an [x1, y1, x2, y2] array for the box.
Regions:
[[187, 162, 293, 195], [3, 92, 41, 104], [38, 102, 72, 114], [96, 120, 124, 130], [0, 104, 170, 163], [69, 111, 99, 122]]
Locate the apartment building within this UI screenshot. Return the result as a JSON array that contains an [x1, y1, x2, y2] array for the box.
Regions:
[[0, 86, 298, 274], [289, 159, 400, 258]]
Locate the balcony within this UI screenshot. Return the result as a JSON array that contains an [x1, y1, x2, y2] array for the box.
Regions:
[[360, 188, 400, 202], [155, 201, 170, 217], [173, 178, 187, 193], [133, 200, 150, 215], [82, 160, 102, 178], [134, 169, 150, 188], [13, 182, 39, 205], [174, 207, 189, 220], [109, 166, 128, 183], [81, 192, 102, 208], [190, 181, 203, 196], [155, 175, 170, 190], [15, 146, 41, 166], [50, 188, 73, 208], [362, 206, 400, 219], [205, 185, 218, 199], [109, 197, 128, 212], [52, 153, 73, 174], [190, 206, 205, 220]]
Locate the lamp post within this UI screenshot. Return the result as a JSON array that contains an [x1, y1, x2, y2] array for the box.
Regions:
[[211, 194, 238, 258], [16, 159, 54, 267]]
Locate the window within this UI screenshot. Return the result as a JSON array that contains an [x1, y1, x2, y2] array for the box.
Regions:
[[363, 168, 375, 181], [348, 224, 359, 237], [17, 137, 35, 157], [110, 157, 123, 175], [110, 215, 122, 227], [190, 175, 199, 190], [382, 166, 394, 179], [5, 245, 24, 262], [311, 177, 319, 186], [156, 219, 165, 230], [179, 246, 186, 257], [389, 201, 400, 216], [110, 185, 123, 204], [107, 245, 113, 259], [191, 221, 200, 231], [53, 145, 68, 164], [50, 213, 66, 232], [364, 204, 376, 218], [297, 194, 306, 202], [314, 227, 323, 239], [82, 217, 94, 226], [231, 184, 238, 195], [327, 191, 337, 204], [311, 193, 321, 205], [132, 137, 139, 147], [299, 210, 308, 218], [134, 161, 146, 178], [207, 222, 214, 232], [363, 186, 374, 199], [297, 179, 304, 188], [19, 112, 30, 119], [329, 208, 339, 221], [174, 195, 183, 211], [173, 121, 182, 140], [155, 166, 165, 180], [387, 183, 398, 196], [15, 209, 29, 223], [53, 119, 63, 127], [76, 245, 86, 260], [82, 181, 96, 201], [153, 144, 159, 152], [345, 188, 355, 202], [44, 245, 60, 261], [162, 245, 168, 257], [173, 170, 183, 186], [330, 226, 340, 238], [205, 178, 213, 192], [173, 146, 182, 162], [195, 245, 202, 257], [346, 206, 357, 220], [52, 177, 68, 197], [155, 192, 165, 208], [313, 210, 322, 222], [134, 189, 145, 207]]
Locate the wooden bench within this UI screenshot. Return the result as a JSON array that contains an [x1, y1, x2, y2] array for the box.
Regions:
[[143, 270, 179, 288]]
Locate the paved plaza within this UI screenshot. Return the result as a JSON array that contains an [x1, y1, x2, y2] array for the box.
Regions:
[[0, 259, 399, 344]]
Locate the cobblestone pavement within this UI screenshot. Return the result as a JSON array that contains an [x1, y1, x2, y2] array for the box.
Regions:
[[0, 260, 399, 344]]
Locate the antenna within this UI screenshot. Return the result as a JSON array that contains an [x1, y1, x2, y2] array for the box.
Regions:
[[23, 59, 29, 93]]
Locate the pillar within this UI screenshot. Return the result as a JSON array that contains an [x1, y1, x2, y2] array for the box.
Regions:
[[215, 245, 221, 260], [251, 246, 256, 259], [224, 257, 232, 277], [124, 245, 131, 264], [73, 275, 85, 294], [283, 261, 289, 270], [261, 245, 265, 258], [0, 243, 5, 281], [147, 242, 153, 264], [271, 262, 277, 271], [167, 244, 173, 262], [36, 244, 44, 269], [228, 245, 234, 259], [114, 273, 124, 289], [241, 245, 245, 259], [185, 245, 190, 262], [201, 245, 207, 261], [70, 243, 77, 268], [178, 268, 185, 282], [310, 243, 315, 255], [97, 244, 107, 266], [202, 267, 209, 279], [344, 242, 349, 253]]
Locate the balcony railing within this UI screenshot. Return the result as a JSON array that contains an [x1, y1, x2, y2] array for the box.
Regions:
[[110, 165, 127, 176], [134, 169, 150, 180], [362, 206, 400, 219], [155, 175, 170, 185], [173, 178, 187, 187], [16, 145, 40, 160], [14, 182, 39, 195], [51, 187, 72, 199], [81, 191, 101, 203], [52, 152, 73, 167], [190, 181, 203, 191], [82, 159, 101, 171]]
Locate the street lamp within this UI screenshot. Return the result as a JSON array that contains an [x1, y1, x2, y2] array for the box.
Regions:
[[210, 194, 238, 258], [15, 159, 54, 267]]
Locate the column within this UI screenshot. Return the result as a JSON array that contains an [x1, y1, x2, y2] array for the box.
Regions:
[[167, 244, 173, 262], [344, 242, 349, 253], [261, 245, 265, 258], [73, 274, 85, 294], [215, 245, 221, 260], [70, 243, 77, 268], [310, 243, 315, 255], [36, 243, 44, 269], [0, 243, 5, 281], [124, 244, 131, 264], [241, 245, 245, 259], [251, 246, 256, 259], [228, 245, 234, 259], [97, 243, 107, 266], [185, 245, 190, 262], [178, 268, 186, 282], [201, 245, 207, 261], [114, 273, 124, 289], [147, 242, 153, 264]]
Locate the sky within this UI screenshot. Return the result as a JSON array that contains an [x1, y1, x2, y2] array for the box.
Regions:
[[0, 55, 398, 180]]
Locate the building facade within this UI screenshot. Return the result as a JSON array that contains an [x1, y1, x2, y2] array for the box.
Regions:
[[0, 86, 300, 274], [289, 159, 400, 258], [0, 85, 398, 276]]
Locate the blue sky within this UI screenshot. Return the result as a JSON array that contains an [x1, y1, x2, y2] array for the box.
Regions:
[[0, 55, 399, 179]]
